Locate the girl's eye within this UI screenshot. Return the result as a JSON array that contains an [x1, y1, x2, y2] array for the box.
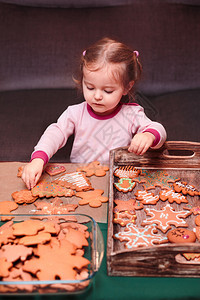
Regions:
[[87, 86, 94, 90], [105, 90, 113, 94]]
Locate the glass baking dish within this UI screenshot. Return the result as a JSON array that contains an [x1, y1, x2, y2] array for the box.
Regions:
[[0, 213, 104, 295]]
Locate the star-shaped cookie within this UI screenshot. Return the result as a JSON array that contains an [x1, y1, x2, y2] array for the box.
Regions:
[[142, 204, 189, 233], [114, 223, 168, 249]]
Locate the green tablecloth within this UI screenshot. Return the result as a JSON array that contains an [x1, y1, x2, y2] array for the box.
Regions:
[[0, 223, 200, 300]]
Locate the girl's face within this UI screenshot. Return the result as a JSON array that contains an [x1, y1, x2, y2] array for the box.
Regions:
[[82, 63, 127, 116]]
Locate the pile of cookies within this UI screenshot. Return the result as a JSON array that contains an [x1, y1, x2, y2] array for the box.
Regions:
[[112, 166, 200, 255], [0, 161, 109, 293], [0, 217, 91, 293]]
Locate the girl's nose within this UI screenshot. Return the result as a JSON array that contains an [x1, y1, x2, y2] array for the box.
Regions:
[[94, 90, 103, 101]]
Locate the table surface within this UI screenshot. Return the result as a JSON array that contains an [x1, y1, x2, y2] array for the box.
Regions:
[[0, 162, 108, 223], [1, 162, 200, 299]]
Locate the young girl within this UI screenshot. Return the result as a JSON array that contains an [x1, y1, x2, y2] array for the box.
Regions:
[[22, 37, 167, 189]]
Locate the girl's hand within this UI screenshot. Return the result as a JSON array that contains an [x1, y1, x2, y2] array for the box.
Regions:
[[21, 158, 44, 190], [128, 132, 155, 155]]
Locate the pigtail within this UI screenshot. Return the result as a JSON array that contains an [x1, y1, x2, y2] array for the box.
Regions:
[[122, 49, 142, 103], [133, 50, 142, 83]]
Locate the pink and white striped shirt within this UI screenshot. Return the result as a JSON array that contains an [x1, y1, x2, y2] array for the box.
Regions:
[[32, 102, 167, 164]]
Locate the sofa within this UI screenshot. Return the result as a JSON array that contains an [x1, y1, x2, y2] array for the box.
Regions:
[[0, 0, 200, 163]]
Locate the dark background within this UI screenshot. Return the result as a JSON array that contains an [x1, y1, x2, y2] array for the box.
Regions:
[[0, 0, 199, 162]]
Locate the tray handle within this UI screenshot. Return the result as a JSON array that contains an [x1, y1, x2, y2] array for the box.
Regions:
[[112, 141, 200, 167], [161, 141, 200, 159]]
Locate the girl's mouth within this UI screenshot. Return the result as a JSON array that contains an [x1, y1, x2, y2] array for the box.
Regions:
[[93, 103, 104, 108]]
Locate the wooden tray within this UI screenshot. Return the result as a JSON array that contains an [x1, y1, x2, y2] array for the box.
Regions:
[[107, 141, 200, 277]]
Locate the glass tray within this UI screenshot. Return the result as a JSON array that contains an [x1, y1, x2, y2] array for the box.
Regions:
[[0, 213, 104, 295]]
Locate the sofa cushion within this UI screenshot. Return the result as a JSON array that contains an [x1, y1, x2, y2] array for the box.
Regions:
[[0, 89, 79, 162], [0, 2, 199, 96], [150, 89, 200, 143]]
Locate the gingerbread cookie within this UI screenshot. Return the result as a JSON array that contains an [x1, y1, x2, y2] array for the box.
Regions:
[[113, 166, 140, 179], [195, 215, 200, 226], [62, 228, 89, 248], [194, 227, 200, 241], [114, 223, 168, 249], [40, 220, 60, 235], [0, 201, 18, 221], [183, 205, 200, 216], [12, 219, 45, 236], [0, 221, 15, 246], [45, 164, 66, 176], [0, 257, 12, 277], [135, 169, 179, 190], [2, 267, 34, 292], [114, 178, 136, 193], [17, 166, 24, 177], [113, 211, 136, 226], [0, 244, 33, 262], [159, 189, 188, 204], [60, 222, 89, 235], [77, 161, 109, 177], [76, 189, 108, 208], [173, 181, 199, 196], [12, 190, 38, 204], [53, 172, 92, 191], [113, 198, 143, 214], [19, 232, 52, 246], [167, 228, 196, 243], [142, 204, 189, 233], [53, 239, 77, 255], [31, 180, 74, 198], [23, 243, 90, 281], [135, 190, 159, 205], [34, 197, 78, 215]]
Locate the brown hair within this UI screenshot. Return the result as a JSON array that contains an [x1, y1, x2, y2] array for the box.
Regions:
[[74, 37, 142, 101]]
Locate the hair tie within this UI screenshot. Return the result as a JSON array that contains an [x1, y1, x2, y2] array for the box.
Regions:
[[83, 50, 86, 56], [134, 50, 139, 58]]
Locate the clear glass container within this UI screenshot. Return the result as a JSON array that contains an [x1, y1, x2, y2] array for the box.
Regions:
[[0, 213, 104, 295]]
